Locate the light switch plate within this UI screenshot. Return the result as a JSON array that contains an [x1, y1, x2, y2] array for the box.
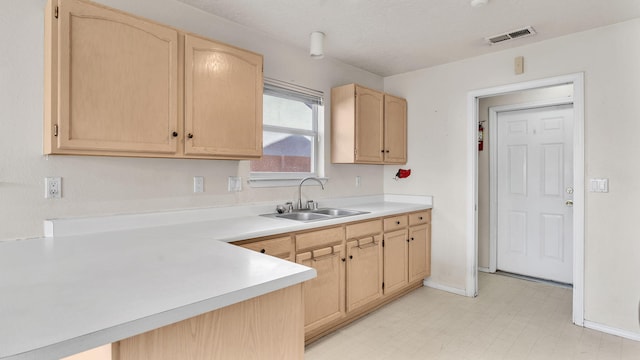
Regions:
[[228, 176, 242, 192], [514, 56, 524, 75], [589, 178, 609, 193]]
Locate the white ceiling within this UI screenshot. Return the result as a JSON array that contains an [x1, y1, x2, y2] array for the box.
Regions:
[[177, 0, 640, 77]]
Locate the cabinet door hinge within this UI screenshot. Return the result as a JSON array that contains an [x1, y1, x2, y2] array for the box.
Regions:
[[54, 6, 59, 19], [382, 282, 385, 290], [53, 124, 58, 137], [382, 239, 385, 247]]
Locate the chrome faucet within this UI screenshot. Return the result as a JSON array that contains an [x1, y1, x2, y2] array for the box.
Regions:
[[297, 177, 324, 209]]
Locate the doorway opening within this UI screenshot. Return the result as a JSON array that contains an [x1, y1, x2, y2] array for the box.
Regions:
[[466, 73, 585, 326]]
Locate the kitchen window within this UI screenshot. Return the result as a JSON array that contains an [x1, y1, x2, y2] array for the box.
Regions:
[[249, 79, 324, 185]]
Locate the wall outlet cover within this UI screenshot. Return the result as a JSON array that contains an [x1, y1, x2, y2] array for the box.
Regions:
[[228, 176, 242, 192], [45, 177, 62, 199], [193, 176, 204, 193]]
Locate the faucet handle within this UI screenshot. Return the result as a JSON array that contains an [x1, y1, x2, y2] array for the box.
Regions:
[[306, 200, 315, 210], [285, 202, 294, 212]]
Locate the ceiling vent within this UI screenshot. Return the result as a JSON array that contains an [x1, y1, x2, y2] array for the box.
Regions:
[[485, 26, 536, 45]]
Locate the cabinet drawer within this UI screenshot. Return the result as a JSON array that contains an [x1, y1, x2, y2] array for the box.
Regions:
[[409, 210, 431, 226], [296, 226, 345, 253], [239, 236, 292, 260], [383, 215, 408, 232], [346, 220, 382, 240]]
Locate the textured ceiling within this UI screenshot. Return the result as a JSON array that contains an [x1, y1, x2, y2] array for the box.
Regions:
[[177, 0, 640, 76]]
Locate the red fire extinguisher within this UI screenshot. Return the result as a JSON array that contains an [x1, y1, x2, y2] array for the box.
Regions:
[[478, 122, 484, 151]]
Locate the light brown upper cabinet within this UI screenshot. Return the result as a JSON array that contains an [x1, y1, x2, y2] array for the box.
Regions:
[[44, 0, 263, 160], [44, 0, 179, 155], [184, 34, 263, 158], [383, 94, 408, 164], [331, 84, 407, 164]]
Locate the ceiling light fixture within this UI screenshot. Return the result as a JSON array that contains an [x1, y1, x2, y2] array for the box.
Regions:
[[470, 0, 489, 7], [310, 31, 325, 59]]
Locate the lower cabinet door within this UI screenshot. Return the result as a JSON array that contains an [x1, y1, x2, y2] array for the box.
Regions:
[[346, 235, 382, 312], [296, 246, 345, 333], [383, 229, 409, 294], [409, 224, 431, 282]]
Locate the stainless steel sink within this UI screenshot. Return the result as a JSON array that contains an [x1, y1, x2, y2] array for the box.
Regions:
[[311, 208, 365, 217], [275, 212, 332, 221], [261, 208, 369, 222]]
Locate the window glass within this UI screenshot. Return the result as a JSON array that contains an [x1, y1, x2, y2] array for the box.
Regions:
[[250, 79, 323, 180], [263, 95, 312, 130]]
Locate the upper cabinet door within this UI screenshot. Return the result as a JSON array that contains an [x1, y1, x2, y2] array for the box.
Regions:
[[384, 95, 407, 164], [53, 0, 179, 154], [354, 86, 384, 163], [184, 34, 263, 158]]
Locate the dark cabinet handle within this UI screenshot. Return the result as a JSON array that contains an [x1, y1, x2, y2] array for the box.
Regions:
[[172, 131, 178, 137], [188, 133, 194, 139], [406, 239, 410, 242], [385, 150, 390, 153], [396, 221, 400, 225], [342, 258, 346, 262], [411, 237, 414, 241], [349, 255, 353, 259], [380, 150, 385, 153], [419, 216, 423, 220], [260, 249, 266, 254]]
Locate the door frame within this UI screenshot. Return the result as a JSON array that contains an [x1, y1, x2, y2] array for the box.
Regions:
[[466, 73, 585, 326], [488, 98, 574, 273]]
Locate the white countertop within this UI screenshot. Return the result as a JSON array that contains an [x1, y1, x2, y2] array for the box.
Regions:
[[0, 195, 431, 360]]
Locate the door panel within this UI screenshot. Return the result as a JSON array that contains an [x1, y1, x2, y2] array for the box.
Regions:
[[496, 105, 573, 284], [383, 229, 408, 294], [57, 0, 179, 153], [384, 95, 407, 164], [508, 145, 527, 195], [408, 224, 430, 282], [354, 86, 384, 162], [296, 246, 345, 333], [346, 236, 382, 312], [184, 34, 263, 158]]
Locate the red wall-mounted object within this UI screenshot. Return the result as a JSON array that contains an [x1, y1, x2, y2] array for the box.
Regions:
[[395, 169, 411, 179]]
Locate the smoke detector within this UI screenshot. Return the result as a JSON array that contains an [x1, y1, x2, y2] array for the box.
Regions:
[[485, 26, 536, 45]]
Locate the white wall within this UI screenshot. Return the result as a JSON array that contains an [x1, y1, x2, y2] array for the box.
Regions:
[[384, 19, 640, 335], [0, 0, 384, 241]]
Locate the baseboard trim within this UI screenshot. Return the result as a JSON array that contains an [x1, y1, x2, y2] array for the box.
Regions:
[[423, 279, 467, 297], [583, 320, 640, 342], [478, 267, 491, 273]]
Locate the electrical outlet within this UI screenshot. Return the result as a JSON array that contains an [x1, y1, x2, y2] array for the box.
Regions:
[[193, 176, 204, 193], [228, 176, 242, 192], [45, 177, 61, 199]]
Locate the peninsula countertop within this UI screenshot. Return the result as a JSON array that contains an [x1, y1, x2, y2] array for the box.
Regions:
[[0, 195, 432, 360]]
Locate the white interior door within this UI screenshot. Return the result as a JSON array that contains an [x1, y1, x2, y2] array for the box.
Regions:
[[496, 105, 574, 284]]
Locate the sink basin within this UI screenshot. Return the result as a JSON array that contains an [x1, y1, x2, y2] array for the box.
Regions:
[[311, 208, 366, 217], [275, 212, 331, 221], [261, 208, 370, 222]]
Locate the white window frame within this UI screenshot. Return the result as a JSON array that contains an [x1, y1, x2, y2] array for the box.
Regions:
[[249, 78, 324, 187]]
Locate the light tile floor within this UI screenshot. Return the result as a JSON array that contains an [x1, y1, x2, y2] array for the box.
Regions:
[[304, 272, 640, 359]]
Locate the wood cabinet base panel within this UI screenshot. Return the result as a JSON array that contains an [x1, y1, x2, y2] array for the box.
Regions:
[[115, 285, 304, 360]]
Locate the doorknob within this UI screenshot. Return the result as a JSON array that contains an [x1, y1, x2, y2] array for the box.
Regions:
[[565, 200, 574, 207]]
